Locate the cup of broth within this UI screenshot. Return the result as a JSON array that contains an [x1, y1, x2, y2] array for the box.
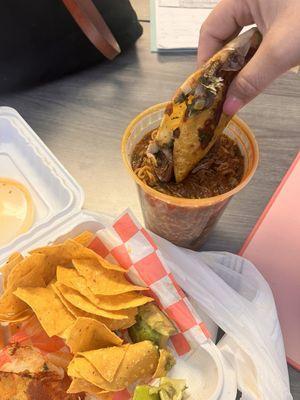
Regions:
[[122, 103, 259, 250]]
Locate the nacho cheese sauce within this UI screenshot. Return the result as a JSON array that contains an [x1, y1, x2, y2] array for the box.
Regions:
[[0, 179, 34, 246], [131, 130, 244, 199]]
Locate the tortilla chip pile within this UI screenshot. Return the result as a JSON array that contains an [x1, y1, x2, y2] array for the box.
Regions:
[[67, 340, 171, 396], [0, 232, 153, 334], [0, 232, 164, 397]]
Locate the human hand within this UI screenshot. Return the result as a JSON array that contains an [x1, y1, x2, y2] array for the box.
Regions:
[[197, 0, 300, 115]]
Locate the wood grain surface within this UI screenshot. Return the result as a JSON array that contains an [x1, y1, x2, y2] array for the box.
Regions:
[[0, 0, 299, 397]]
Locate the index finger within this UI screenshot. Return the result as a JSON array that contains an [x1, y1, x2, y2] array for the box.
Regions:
[[197, 0, 253, 66]]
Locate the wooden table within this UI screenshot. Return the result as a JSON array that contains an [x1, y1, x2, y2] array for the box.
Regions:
[[0, 0, 299, 396]]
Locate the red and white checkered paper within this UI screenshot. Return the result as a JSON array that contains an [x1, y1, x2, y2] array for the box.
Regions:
[[88, 210, 211, 400]]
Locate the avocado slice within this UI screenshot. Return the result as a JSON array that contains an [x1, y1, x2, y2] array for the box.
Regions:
[[129, 304, 177, 348], [129, 314, 163, 346], [158, 378, 187, 400], [133, 385, 160, 400], [140, 304, 177, 337], [134, 378, 187, 400]]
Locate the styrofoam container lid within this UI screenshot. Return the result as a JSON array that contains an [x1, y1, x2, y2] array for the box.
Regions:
[[0, 107, 84, 265]]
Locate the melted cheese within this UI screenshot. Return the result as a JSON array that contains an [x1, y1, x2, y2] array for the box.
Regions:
[[0, 179, 34, 246]]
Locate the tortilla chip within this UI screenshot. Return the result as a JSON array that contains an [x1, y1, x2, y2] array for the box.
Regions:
[[3, 251, 57, 288], [0, 262, 46, 319], [7, 252, 22, 263], [70, 342, 159, 391], [73, 231, 94, 247], [1, 252, 24, 290], [51, 282, 82, 318], [101, 313, 137, 331], [0, 293, 27, 321], [31, 239, 125, 272], [79, 346, 127, 383], [0, 309, 32, 323], [112, 341, 158, 389], [91, 296, 151, 314], [92, 292, 152, 312], [55, 283, 130, 320], [57, 266, 153, 310], [52, 283, 136, 331], [7, 259, 46, 291], [68, 357, 110, 390], [67, 378, 109, 397], [6, 254, 48, 290], [57, 323, 75, 341], [56, 266, 96, 303], [52, 282, 114, 332], [152, 349, 175, 378], [14, 286, 75, 337], [73, 258, 146, 296], [66, 317, 122, 353]]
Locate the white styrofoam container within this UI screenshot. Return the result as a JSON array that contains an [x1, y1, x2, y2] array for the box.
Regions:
[[0, 107, 237, 400], [0, 107, 84, 264]]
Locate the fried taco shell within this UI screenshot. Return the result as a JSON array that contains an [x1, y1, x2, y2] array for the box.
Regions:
[[151, 28, 262, 182]]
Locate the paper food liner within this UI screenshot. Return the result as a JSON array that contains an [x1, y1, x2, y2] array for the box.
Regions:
[[88, 210, 214, 400]]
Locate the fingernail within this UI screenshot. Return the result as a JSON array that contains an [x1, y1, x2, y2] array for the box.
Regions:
[[223, 96, 244, 115]]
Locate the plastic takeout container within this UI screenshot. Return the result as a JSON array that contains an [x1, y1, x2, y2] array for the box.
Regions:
[[0, 107, 236, 399], [122, 103, 259, 250]]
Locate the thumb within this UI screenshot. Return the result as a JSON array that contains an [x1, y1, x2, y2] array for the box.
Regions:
[[223, 31, 289, 115]]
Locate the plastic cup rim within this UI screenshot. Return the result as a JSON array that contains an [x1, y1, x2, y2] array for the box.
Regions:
[[121, 102, 259, 208]]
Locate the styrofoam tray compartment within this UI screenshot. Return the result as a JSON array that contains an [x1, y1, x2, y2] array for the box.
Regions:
[[0, 108, 237, 399], [17, 210, 235, 400], [0, 107, 84, 264]]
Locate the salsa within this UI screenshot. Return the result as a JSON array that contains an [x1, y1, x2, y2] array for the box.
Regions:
[[131, 130, 244, 199]]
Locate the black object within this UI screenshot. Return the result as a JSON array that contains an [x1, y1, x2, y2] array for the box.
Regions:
[[0, 0, 143, 92]]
